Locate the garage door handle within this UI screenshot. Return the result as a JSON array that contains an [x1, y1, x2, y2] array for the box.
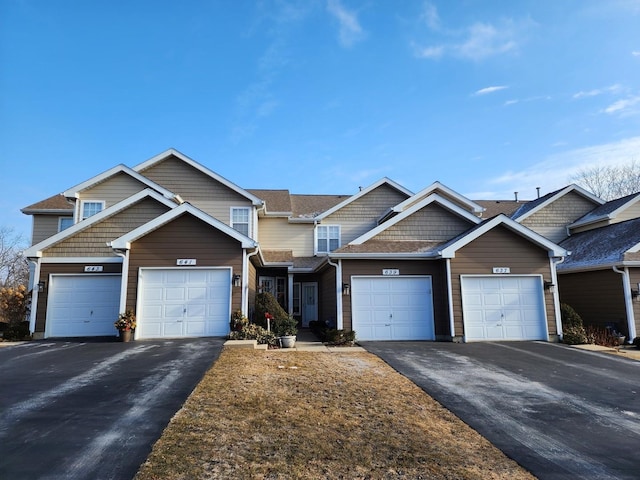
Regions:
[[385, 324, 391, 327]]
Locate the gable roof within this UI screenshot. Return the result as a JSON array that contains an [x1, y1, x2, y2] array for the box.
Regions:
[[133, 148, 264, 207], [314, 178, 413, 221], [23, 189, 177, 258], [109, 202, 258, 250], [62, 164, 176, 199], [290, 194, 349, 220], [569, 191, 640, 229], [247, 189, 292, 216], [558, 217, 640, 272], [390, 181, 485, 216], [474, 199, 523, 218], [21, 194, 74, 215], [511, 184, 604, 221], [438, 214, 568, 258], [350, 193, 481, 246]]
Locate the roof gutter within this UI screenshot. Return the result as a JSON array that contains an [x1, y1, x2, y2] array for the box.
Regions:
[[612, 266, 637, 342]]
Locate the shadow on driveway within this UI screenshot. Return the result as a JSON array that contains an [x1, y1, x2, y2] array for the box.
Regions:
[[0, 337, 224, 480], [362, 341, 640, 480]]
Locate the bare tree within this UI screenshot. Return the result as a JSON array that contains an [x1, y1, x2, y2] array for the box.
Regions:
[[0, 227, 29, 288], [570, 160, 640, 201]]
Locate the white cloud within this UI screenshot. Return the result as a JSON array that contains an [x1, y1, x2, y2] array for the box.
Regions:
[[456, 22, 517, 60], [573, 84, 622, 99], [474, 85, 508, 96], [632, 51, 640, 56], [420, 2, 440, 30], [603, 95, 640, 115], [326, 0, 365, 47], [413, 44, 444, 59]]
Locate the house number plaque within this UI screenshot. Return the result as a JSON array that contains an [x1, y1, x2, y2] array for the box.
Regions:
[[176, 259, 197, 266], [84, 266, 103, 272], [382, 269, 400, 276], [492, 267, 511, 274]]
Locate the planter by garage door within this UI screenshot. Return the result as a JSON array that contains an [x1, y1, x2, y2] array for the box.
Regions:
[[351, 276, 435, 341], [461, 275, 547, 342], [47, 275, 121, 338], [137, 268, 231, 339]]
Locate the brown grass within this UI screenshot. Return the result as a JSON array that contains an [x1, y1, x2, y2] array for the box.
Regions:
[[135, 349, 536, 480]]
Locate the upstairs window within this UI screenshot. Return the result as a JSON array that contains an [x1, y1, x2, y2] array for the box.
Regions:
[[231, 207, 250, 237], [58, 217, 74, 232], [316, 225, 340, 253], [81, 201, 104, 220]]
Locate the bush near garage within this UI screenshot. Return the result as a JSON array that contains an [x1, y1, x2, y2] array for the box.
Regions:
[[229, 323, 277, 346], [0, 285, 31, 341], [309, 320, 356, 346], [560, 303, 587, 345]]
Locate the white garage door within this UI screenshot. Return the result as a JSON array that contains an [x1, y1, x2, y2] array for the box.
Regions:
[[461, 276, 547, 342], [47, 275, 121, 338], [137, 268, 231, 339], [351, 276, 434, 341]]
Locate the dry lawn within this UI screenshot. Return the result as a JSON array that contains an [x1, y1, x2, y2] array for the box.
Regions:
[[135, 348, 536, 480]]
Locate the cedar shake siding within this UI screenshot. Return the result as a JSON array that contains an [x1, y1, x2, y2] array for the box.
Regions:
[[34, 263, 123, 334], [137, 155, 252, 222], [125, 214, 244, 315], [324, 184, 409, 245], [520, 191, 598, 243], [340, 260, 448, 336], [375, 203, 474, 242], [44, 199, 172, 258], [449, 226, 556, 338], [78, 172, 150, 208], [558, 269, 628, 334]]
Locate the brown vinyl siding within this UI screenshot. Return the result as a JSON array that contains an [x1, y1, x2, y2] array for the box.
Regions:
[[521, 191, 598, 243], [376, 203, 474, 241], [32, 215, 72, 245], [34, 263, 123, 334], [79, 172, 149, 208], [450, 226, 556, 337], [324, 184, 409, 245], [341, 260, 448, 336], [44, 199, 171, 257], [126, 214, 244, 315], [318, 267, 337, 326], [138, 155, 253, 223], [558, 269, 628, 334]]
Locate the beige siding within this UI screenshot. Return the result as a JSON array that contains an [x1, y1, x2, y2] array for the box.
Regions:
[[376, 203, 473, 241], [31, 215, 73, 245], [340, 260, 448, 337], [34, 263, 123, 334], [613, 202, 640, 224], [450, 226, 556, 338], [258, 217, 314, 256], [79, 172, 149, 209], [521, 191, 598, 243], [139, 155, 254, 226], [126, 214, 244, 315], [558, 269, 628, 334], [44, 199, 171, 257], [403, 190, 477, 214], [570, 219, 609, 233], [324, 184, 408, 245]]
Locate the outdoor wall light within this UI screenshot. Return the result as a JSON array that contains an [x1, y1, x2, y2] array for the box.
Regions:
[[38, 280, 46, 292], [342, 283, 350, 296], [543, 280, 555, 293], [233, 274, 242, 288], [631, 288, 640, 300]]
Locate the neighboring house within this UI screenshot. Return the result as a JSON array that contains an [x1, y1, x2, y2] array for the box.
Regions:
[[21, 149, 568, 342]]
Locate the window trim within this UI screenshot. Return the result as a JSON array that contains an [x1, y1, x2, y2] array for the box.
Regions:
[[80, 200, 105, 220], [58, 216, 74, 232], [315, 224, 341, 254], [230, 206, 251, 237]]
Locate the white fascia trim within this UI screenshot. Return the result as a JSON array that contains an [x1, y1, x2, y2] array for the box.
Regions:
[[110, 203, 258, 250], [350, 193, 481, 246], [23, 189, 177, 258], [627, 241, 640, 254], [329, 252, 440, 260], [571, 193, 640, 228], [39, 256, 123, 263], [557, 260, 640, 274], [514, 184, 605, 222], [287, 217, 316, 223], [63, 164, 175, 199], [438, 214, 568, 258], [133, 148, 264, 207], [314, 177, 414, 221], [393, 181, 485, 214]]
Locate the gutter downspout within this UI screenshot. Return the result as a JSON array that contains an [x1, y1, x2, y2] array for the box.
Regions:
[[445, 258, 456, 341], [327, 258, 343, 330], [27, 258, 41, 335], [551, 256, 564, 341], [112, 248, 130, 314], [613, 266, 636, 342]]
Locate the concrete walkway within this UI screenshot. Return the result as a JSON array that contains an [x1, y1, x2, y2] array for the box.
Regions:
[[224, 328, 365, 352]]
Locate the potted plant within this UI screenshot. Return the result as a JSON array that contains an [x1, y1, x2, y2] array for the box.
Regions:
[[275, 315, 298, 348], [114, 310, 136, 342]]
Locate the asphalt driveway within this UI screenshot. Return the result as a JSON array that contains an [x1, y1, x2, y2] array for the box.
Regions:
[[362, 341, 640, 480], [0, 337, 223, 480]]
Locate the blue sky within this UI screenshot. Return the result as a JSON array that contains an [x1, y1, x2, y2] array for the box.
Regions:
[[2, 1, 640, 241]]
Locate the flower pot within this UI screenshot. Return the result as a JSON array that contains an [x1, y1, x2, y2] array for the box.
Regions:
[[119, 329, 133, 342], [279, 335, 296, 348]]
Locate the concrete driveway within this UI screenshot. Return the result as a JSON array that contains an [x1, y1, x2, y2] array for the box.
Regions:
[[0, 338, 223, 480], [362, 341, 640, 480]]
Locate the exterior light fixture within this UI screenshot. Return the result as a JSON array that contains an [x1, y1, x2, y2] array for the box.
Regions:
[[38, 280, 46, 292], [233, 274, 242, 288], [342, 283, 350, 296], [543, 280, 555, 293]]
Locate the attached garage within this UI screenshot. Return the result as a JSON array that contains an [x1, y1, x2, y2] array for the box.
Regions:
[[461, 275, 547, 342], [351, 276, 435, 341], [136, 268, 232, 339], [46, 274, 121, 338]]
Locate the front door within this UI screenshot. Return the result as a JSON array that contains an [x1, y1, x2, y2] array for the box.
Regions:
[[301, 282, 318, 327]]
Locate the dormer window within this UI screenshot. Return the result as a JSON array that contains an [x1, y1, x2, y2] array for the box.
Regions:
[[316, 225, 340, 254], [81, 201, 104, 220], [231, 207, 250, 237], [58, 217, 74, 232]]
